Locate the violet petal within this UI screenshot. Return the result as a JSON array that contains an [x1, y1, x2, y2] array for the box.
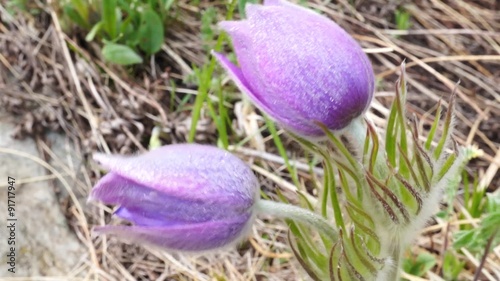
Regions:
[[94, 213, 253, 251], [91, 172, 252, 223], [92, 144, 258, 204]]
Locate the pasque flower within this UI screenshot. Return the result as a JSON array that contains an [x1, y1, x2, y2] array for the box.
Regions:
[[89, 144, 259, 251], [213, 0, 374, 137]]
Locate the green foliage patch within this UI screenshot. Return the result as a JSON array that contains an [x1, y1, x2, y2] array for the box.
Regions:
[[61, 0, 174, 65]]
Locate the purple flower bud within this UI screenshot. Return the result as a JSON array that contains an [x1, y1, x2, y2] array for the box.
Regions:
[[213, 0, 374, 137], [89, 144, 259, 251]]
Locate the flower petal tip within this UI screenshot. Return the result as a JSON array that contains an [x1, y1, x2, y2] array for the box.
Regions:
[[218, 20, 241, 33], [263, 0, 281, 5], [92, 152, 106, 164], [92, 152, 118, 170], [91, 226, 109, 237]]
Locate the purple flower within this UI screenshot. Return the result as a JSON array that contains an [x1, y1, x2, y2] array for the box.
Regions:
[[213, 0, 374, 137], [89, 144, 259, 251]]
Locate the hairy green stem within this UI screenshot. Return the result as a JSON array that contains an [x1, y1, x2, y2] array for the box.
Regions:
[[386, 245, 402, 281], [255, 200, 338, 240], [346, 117, 368, 150]]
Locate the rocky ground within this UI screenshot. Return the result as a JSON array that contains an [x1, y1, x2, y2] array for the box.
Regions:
[[0, 111, 86, 277]]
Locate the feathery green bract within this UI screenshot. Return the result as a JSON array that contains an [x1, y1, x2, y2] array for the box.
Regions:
[[284, 63, 479, 280]]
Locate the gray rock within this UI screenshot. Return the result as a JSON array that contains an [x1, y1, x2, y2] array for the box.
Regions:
[[0, 112, 86, 277]]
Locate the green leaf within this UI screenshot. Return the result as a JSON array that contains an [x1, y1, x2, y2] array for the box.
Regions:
[[70, 0, 89, 22], [86, 21, 103, 42], [265, 116, 300, 187], [102, 0, 117, 38], [403, 252, 436, 277], [64, 6, 89, 28], [425, 101, 442, 150], [486, 193, 500, 213], [188, 0, 238, 142], [480, 211, 500, 234], [288, 232, 322, 281], [162, 0, 175, 12], [201, 7, 217, 43], [102, 43, 143, 65], [453, 230, 476, 249], [138, 9, 164, 55], [395, 8, 411, 30], [442, 251, 465, 280], [116, 0, 134, 15]]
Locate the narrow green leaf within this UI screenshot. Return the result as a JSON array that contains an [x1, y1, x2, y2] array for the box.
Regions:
[[265, 116, 300, 187], [481, 211, 500, 230], [393, 172, 423, 214], [346, 211, 380, 254], [367, 172, 410, 224], [385, 104, 398, 167], [64, 6, 89, 28], [86, 21, 103, 42], [442, 250, 465, 280], [437, 153, 456, 181], [453, 230, 476, 249], [288, 231, 322, 281], [336, 163, 361, 205], [321, 155, 331, 218], [329, 242, 342, 281], [215, 80, 229, 149], [434, 87, 457, 159], [413, 144, 431, 192], [291, 134, 346, 231], [349, 229, 377, 276], [367, 122, 379, 174], [102, 0, 117, 39], [397, 144, 424, 192], [315, 122, 357, 170], [395, 81, 409, 178], [470, 174, 485, 218], [366, 175, 399, 224], [463, 170, 470, 211], [425, 100, 442, 151], [486, 193, 500, 213], [70, 0, 89, 22], [189, 0, 238, 142]]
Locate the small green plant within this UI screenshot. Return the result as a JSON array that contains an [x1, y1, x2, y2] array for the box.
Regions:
[[402, 252, 437, 279], [462, 172, 489, 220], [6, 0, 28, 13], [454, 192, 500, 253], [442, 250, 466, 281], [6, 0, 41, 15], [446, 176, 499, 280], [201, 6, 218, 47], [61, 0, 174, 65], [188, 1, 239, 145], [395, 8, 411, 31]]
